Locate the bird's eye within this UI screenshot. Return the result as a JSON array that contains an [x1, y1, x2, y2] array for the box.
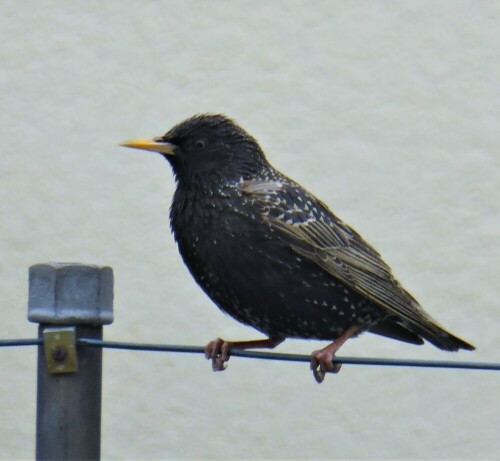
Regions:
[[194, 139, 205, 150]]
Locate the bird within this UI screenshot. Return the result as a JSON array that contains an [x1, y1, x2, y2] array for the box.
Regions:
[[120, 114, 475, 383]]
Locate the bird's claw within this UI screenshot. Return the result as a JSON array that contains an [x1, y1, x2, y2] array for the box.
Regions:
[[204, 338, 231, 372], [310, 348, 342, 384]]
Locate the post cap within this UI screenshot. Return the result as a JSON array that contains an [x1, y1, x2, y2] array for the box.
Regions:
[[28, 263, 114, 325]]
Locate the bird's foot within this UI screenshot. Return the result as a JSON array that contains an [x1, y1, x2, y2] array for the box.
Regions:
[[204, 338, 231, 372], [310, 348, 342, 384], [309, 325, 360, 383], [204, 337, 285, 373]]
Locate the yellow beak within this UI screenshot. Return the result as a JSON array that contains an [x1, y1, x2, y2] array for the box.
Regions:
[[119, 138, 175, 155]]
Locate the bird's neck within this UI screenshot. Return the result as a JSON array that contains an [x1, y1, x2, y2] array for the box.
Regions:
[[169, 177, 236, 234], [169, 164, 280, 232]]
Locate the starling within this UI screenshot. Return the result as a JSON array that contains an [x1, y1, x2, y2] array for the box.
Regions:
[[120, 114, 474, 383]]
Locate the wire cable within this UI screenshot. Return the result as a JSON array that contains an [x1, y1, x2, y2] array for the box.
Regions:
[[0, 338, 42, 347], [2, 337, 499, 371], [77, 338, 500, 371]]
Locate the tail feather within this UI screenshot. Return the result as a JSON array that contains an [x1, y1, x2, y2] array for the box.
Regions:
[[370, 317, 475, 351], [419, 324, 475, 352]]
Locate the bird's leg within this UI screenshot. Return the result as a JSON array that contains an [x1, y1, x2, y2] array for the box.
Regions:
[[310, 325, 360, 384], [204, 337, 285, 372]]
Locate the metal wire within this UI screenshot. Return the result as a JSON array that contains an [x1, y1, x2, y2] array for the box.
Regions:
[[0, 338, 42, 347], [78, 338, 500, 371], [2, 337, 499, 371]]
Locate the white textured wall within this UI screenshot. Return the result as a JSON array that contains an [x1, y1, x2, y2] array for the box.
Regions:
[[1, 1, 498, 459]]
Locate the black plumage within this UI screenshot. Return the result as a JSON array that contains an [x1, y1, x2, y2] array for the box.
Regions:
[[121, 114, 474, 382]]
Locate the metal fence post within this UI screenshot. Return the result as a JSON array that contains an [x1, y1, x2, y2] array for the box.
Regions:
[[28, 263, 114, 460]]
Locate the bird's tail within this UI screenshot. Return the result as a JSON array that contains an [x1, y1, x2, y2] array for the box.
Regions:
[[420, 323, 475, 351]]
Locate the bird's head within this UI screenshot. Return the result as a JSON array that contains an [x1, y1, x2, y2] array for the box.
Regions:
[[120, 114, 269, 185]]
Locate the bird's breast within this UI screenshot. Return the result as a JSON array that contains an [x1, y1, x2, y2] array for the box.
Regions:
[[170, 186, 243, 270], [168, 186, 382, 339]]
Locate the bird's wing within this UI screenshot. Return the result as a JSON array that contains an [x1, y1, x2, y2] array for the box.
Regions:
[[240, 179, 438, 333]]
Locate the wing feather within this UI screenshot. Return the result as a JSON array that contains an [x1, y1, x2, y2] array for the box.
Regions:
[[241, 178, 439, 335]]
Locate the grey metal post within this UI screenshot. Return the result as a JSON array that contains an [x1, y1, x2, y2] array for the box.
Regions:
[[28, 263, 114, 461]]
